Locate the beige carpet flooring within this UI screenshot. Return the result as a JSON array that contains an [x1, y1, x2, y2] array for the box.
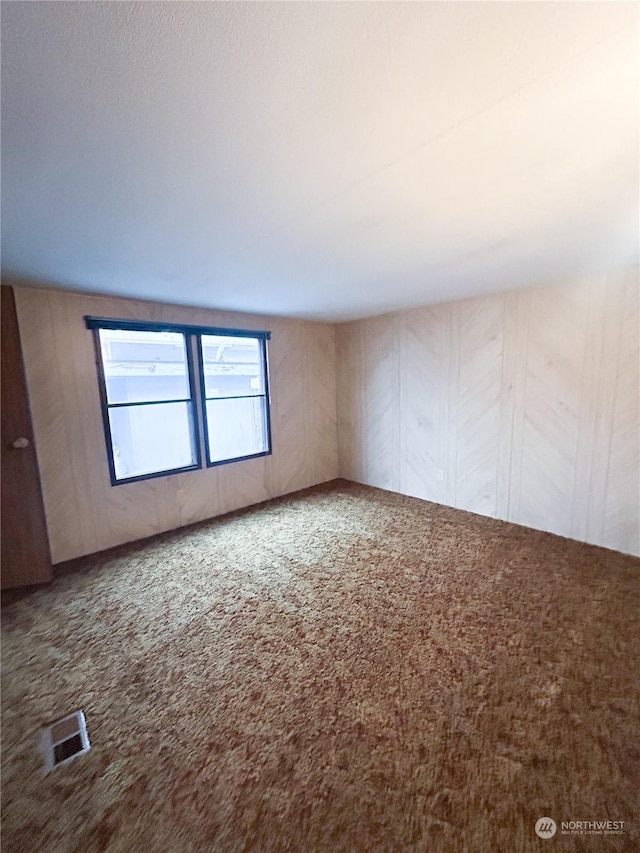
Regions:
[[2, 480, 639, 852]]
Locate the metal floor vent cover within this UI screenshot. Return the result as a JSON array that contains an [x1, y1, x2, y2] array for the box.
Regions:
[[42, 710, 90, 771]]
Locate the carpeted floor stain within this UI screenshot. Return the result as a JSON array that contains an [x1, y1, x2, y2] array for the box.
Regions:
[[1, 480, 639, 852]]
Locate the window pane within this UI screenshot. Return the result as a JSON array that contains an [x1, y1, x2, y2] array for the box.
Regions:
[[108, 402, 197, 480], [206, 396, 268, 463], [201, 335, 264, 398], [99, 329, 190, 404]]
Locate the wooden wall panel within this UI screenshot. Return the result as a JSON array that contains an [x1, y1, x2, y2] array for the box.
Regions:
[[306, 321, 339, 485], [603, 272, 640, 555], [361, 315, 397, 492], [269, 322, 309, 498], [452, 296, 504, 517], [336, 320, 363, 484], [14, 287, 338, 563], [336, 269, 640, 556], [517, 281, 590, 539], [398, 305, 447, 504]]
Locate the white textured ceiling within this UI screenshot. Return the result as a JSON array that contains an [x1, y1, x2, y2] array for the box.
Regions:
[[2, 2, 638, 321]]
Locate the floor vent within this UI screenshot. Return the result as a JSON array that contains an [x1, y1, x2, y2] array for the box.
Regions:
[[42, 710, 90, 771]]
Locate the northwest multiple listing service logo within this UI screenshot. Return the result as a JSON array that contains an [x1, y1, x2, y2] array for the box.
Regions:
[[535, 817, 626, 839], [535, 818, 557, 839]]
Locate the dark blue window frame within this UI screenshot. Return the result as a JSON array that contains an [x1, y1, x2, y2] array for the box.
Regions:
[[86, 316, 272, 485], [197, 334, 273, 468]]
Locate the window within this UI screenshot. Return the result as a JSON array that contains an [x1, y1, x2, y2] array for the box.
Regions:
[[92, 326, 200, 483], [86, 318, 271, 484], [199, 334, 270, 465]]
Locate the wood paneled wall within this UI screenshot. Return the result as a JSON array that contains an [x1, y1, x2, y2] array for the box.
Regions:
[[15, 287, 338, 563], [336, 269, 640, 556], [14, 270, 639, 563]]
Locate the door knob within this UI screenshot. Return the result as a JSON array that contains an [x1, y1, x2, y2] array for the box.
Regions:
[[11, 436, 30, 449]]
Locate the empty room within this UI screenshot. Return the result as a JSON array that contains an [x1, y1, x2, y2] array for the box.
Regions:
[[1, 2, 638, 851]]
